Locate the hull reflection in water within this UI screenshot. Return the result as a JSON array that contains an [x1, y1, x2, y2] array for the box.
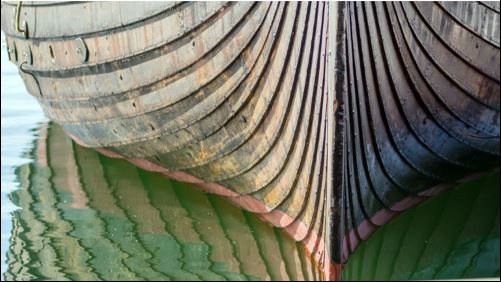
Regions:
[[4, 123, 321, 281], [343, 170, 500, 280]]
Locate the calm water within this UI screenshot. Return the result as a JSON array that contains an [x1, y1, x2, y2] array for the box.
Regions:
[[0, 43, 320, 281], [343, 170, 500, 280], [1, 42, 48, 280]]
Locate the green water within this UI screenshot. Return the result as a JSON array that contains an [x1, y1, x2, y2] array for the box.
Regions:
[[3, 122, 319, 281], [0, 42, 319, 281], [1, 41, 47, 280], [343, 170, 500, 280]]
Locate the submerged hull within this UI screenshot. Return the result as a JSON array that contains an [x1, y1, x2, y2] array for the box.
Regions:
[[1, 1, 500, 280]]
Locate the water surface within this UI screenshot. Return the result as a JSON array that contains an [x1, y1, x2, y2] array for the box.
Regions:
[[343, 170, 500, 280], [0, 43, 319, 281], [1, 42, 48, 280]]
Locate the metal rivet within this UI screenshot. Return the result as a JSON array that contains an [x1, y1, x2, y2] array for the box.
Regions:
[[75, 38, 88, 63], [22, 45, 32, 65], [21, 21, 28, 39], [6, 41, 18, 62]]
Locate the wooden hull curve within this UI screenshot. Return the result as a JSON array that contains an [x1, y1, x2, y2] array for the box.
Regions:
[[1, 1, 499, 280]]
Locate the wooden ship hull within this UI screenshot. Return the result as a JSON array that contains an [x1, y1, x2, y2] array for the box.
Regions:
[[1, 1, 500, 280]]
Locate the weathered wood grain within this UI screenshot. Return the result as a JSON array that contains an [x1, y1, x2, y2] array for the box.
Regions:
[[2, 1, 499, 280]]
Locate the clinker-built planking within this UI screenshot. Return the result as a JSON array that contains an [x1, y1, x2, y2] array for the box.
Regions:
[[1, 1, 500, 280]]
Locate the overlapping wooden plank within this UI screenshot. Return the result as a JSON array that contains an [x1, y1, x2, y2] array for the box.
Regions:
[[394, 2, 500, 137], [109, 3, 284, 159], [219, 2, 320, 196], [414, 2, 499, 81], [143, 4, 298, 172], [56, 3, 272, 148], [438, 1, 500, 47], [33, 2, 257, 111], [11, 2, 224, 72], [374, 2, 498, 168], [401, 2, 501, 115], [385, 2, 499, 156], [370, 2, 478, 175], [0, 1, 179, 39], [259, 3, 327, 225]]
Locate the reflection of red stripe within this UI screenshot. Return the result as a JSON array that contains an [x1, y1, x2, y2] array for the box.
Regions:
[[66, 129, 333, 277], [36, 124, 49, 167], [71, 129, 489, 281], [341, 171, 489, 263]]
